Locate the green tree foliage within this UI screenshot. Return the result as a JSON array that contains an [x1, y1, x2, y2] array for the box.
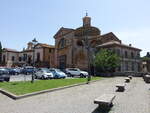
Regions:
[[141, 52, 150, 61], [141, 56, 150, 61], [94, 49, 120, 73]]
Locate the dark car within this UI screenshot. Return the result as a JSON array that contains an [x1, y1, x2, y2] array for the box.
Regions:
[[22, 67, 35, 75], [0, 69, 10, 82], [6, 68, 19, 75]]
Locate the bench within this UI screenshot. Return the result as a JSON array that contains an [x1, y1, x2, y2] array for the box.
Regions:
[[94, 94, 116, 108], [116, 83, 126, 92], [125, 78, 130, 83]]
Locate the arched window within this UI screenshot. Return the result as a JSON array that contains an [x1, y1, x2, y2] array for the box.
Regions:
[[58, 38, 66, 49], [76, 40, 83, 46]]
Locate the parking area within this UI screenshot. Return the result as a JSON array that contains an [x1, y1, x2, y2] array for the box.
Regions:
[[9, 75, 32, 82], [0, 77, 150, 113]]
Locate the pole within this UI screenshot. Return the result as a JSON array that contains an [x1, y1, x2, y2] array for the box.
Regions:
[[31, 38, 37, 83], [31, 48, 35, 83], [84, 31, 91, 84]]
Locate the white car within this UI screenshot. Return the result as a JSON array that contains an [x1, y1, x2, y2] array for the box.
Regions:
[[35, 69, 53, 79], [65, 68, 88, 77]]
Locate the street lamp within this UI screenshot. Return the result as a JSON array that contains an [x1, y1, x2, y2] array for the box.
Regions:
[[31, 38, 38, 83]]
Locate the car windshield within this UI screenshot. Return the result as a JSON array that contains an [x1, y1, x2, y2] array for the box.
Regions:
[[27, 68, 34, 70], [55, 69, 62, 72], [68, 68, 80, 71], [43, 70, 51, 73]]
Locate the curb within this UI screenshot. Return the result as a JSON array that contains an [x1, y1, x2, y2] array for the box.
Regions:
[[0, 79, 101, 100]]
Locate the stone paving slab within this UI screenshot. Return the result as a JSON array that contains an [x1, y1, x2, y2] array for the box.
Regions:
[[0, 77, 149, 113]]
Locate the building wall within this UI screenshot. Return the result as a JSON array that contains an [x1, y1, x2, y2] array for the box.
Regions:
[[18, 51, 33, 65], [55, 31, 74, 69], [34, 48, 43, 62], [2, 51, 19, 67], [98, 46, 141, 72]]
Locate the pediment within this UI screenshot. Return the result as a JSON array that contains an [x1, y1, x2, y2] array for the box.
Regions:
[[101, 32, 121, 43], [54, 27, 74, 38]]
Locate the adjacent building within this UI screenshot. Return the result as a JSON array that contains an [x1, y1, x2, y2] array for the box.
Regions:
[[1, 41, 55, 68]]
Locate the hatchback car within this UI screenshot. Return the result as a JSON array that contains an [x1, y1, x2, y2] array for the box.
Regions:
[[49, 68, 67, 79], [35, 69, 53, 79]]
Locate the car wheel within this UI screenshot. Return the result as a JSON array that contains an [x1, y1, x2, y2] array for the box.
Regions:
[[67, 73, 71, 77], [35, 75, 37, 79], [80, 74, 84, 78], [6, 78, 10, 82], [41, 76, 45, 80]]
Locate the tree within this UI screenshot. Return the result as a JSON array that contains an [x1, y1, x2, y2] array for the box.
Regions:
[[94, 49, 120, 73], [146, 52, 150, 57], [0, 42, 2, 64]]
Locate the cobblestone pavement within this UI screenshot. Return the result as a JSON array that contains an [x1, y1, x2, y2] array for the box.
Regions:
[[0, 77, 149, 113]]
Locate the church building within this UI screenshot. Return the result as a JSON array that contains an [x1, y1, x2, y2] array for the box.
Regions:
[[54, 14, 141, 73]]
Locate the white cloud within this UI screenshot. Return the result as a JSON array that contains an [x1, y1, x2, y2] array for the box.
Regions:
[[115, 28, 150, 56]]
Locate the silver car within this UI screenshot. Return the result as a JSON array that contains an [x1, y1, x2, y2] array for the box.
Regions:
[[35, 69, 53, 79]]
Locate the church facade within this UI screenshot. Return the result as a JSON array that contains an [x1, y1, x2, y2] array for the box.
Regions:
[[53, 15, 141, 73]]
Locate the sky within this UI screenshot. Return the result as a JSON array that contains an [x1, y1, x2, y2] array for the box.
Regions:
[[0, 0, 150, 56]]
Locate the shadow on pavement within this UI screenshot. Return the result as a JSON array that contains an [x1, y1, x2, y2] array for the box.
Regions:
[[91, 106, 111, 113]]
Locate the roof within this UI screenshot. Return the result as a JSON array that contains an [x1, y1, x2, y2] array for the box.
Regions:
[[101, 32, 114, 37], [97, 41, 141, 51], [3, 48, 19, 52], [75, 26, 100, 37], [35, 43, 55, 48], [101, 32, 121, 42], [54, 27, 74, 38], [21, 49, 33, 52]]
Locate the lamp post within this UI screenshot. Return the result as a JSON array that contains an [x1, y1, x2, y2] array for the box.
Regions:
[[31, 38, 38, 83]]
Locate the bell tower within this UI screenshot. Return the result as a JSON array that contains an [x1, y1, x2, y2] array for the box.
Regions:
[[83, 12, 91, 27]]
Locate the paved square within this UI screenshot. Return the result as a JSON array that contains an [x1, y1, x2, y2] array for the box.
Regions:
[[0, 77, 149, 113]]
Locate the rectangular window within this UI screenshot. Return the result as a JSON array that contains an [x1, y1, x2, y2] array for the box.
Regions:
[[131, 52, 134, 59], [125, 51, 128, 58], [117, 49, 120, 56], [125, 61, 128, 71], [19, 57, 22, 61], [132, 62, 134, 71], [49, 49, 51, 53], [23, 54, 27, 61], [12, 56, 15, 61]]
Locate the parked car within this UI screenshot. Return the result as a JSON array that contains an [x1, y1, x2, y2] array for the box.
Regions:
[[65, 68, 88, 77], [6, 68, 20, 75], [35, 68, 53, 79], [49, 68, 67, 79], [22, 66, 35, 75], [0, 69, 10, 82]]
